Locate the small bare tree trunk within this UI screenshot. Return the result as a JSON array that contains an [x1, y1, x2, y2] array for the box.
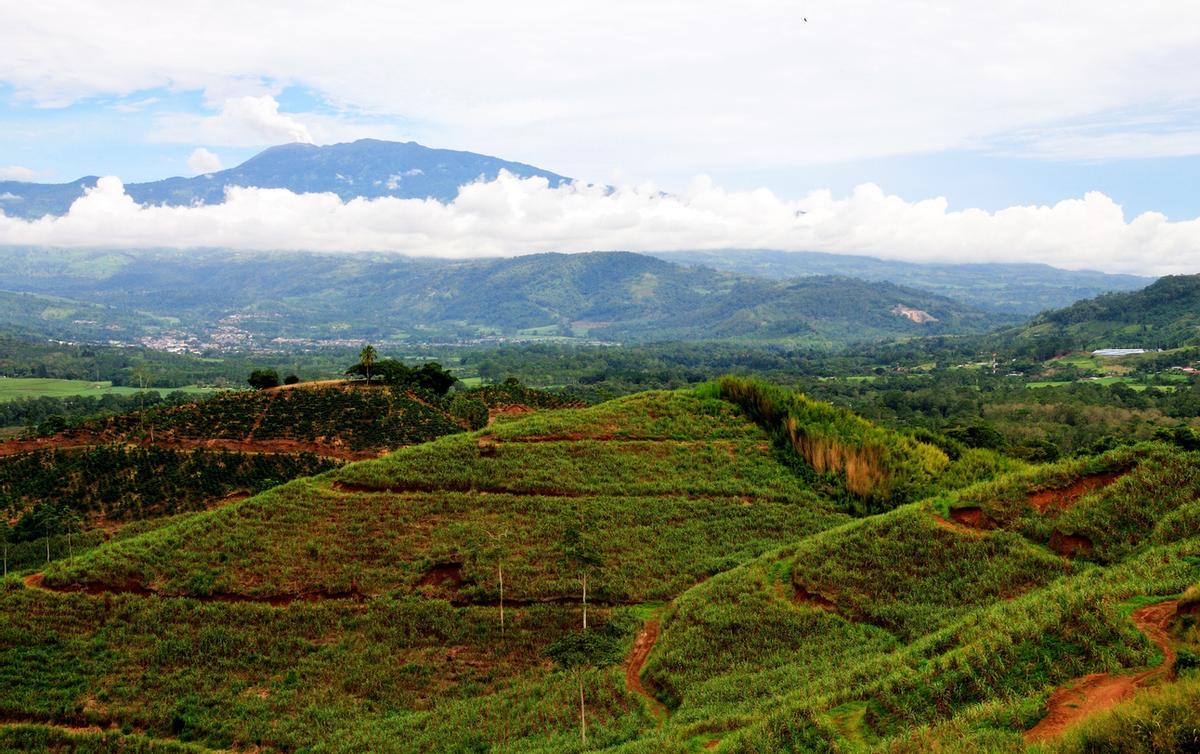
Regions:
[[498, 559, 505, 640], [578, 671, 587, 745], [582, 574, 588, 631], [45, 536, 50, 563]]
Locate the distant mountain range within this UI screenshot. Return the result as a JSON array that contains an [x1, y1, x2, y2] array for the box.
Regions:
[[0, 138, 1156, 334], [654, 250, 1152, 316], [0, 139, 568, 219], [0, 248, 1011, 346]]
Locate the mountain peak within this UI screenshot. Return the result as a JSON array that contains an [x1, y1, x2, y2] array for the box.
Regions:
[[0, 139, 569, 219]]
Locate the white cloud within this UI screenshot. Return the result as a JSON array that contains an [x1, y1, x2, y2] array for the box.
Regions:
[[385, 169, 424, 189], [112, 96, 160, 113], [186, 147, 223, 175], [0, 173, 1197, 276], [2, 2, 1199, 182], [154, 95, 314, 147], [0, 166, 36, 181], [151, 95, 408, 148]]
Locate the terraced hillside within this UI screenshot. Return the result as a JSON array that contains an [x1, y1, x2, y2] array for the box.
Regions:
[[2, 387, 1198, 752], [0, 382, 582, 574]]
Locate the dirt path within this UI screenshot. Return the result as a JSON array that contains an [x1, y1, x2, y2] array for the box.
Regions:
[[246, 390, 277, 439], [1025, 600, 1178, 742], [266, 379, 351, 392], [22, 571, 372, 607], [626, 616, 669, 721], [0, 434, 377, 461]]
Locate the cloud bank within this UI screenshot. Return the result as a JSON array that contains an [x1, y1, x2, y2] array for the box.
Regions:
[[0, 173, 1196, 276], [0, 166, 36, 181]]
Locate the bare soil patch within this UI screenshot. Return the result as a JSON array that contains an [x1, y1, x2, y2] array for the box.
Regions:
[[0, 433, 376, 461], [930, 514, 990, 538], [486, 404, 536, 426], [1029, 471, 1127, 513], [417, 563, 465, 591], [793, 585, 837, 611], [1025, 600, 1179, 742], [1050, 531, 1094, 557], [949, 506, 998, 530]]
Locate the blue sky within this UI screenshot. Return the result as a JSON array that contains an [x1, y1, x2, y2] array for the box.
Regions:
[[6, 82, 1200, 222], [2, 2, 1200, 272]]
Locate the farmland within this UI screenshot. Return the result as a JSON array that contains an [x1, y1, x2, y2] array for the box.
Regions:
[[0, 378, 216, 403], [2, 383, 1197, 752]]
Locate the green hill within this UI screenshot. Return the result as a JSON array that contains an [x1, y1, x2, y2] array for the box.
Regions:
[[1014, 274, 1200, 350], [655, 249, 1152, 315], [2, 386, 1198, 752], [0, 248, 1011, 345]]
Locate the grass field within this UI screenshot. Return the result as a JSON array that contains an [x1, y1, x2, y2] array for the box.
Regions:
[[0, 377, 217, 402]]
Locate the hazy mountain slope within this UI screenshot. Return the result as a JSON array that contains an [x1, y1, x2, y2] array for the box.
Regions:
[[1015, 273, 1200, 349], [0, 248, 1011, 345], [654, 249, 1153, 315], [0, 139, 567, 219]]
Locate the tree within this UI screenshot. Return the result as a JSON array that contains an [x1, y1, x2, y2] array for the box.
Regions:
[[58, 506, 82, 559], [415, 362, 458, 395], [485, 528, 510, 641], [560, 523, 602, 631], [544, 624, 623, 746], [31, 504, 60, 564], [247, 368, 281, 390], [0, 519, 10, 577], [359, 344, 378, 384], [131, 364, 156, 439], [283, 374, 300, 385]]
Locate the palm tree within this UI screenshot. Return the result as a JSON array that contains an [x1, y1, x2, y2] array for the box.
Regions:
[[359, 344, 378, 384]]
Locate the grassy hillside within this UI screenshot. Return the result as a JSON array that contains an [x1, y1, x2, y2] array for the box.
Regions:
[[3, 386, 1198, 752], [1014, 274, 1200, 350], [37, 392, 845, 600]]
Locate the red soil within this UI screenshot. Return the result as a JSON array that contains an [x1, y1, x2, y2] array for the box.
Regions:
[[1025, 600, 1179, 742], [487, 404, 536, 426], [948, 506, 998, 530], [930, 514, 990, 538], [0, 433, 379, 461], [626, 618, 668, 720], [793, 585, 837, 611], [417, 563, 465, 591], [1049, 531, 1094, 557], [1029, 471, 1126, 513]]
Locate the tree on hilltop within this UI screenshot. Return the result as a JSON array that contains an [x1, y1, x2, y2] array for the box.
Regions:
[[359, 344, 378, 384], [248, 368, 281, 390]]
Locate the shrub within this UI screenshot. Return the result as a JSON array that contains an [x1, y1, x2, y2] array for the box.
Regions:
[[449, 394, 488, 430]]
